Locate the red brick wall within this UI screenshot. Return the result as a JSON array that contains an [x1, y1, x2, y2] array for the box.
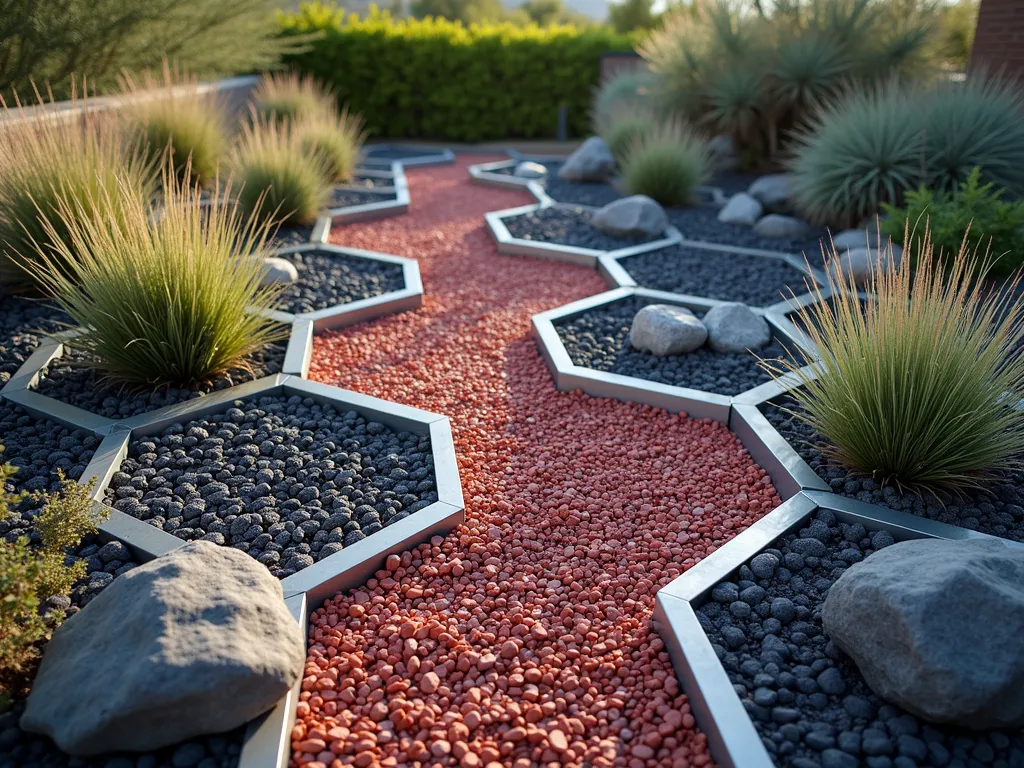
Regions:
[[969, 0, 1024, 80]]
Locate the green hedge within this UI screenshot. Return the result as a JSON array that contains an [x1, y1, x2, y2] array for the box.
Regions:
[[278, 5, 633, 142]]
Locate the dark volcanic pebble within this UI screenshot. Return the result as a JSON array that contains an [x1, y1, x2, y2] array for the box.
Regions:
[[327, 186, 395, 209], [103, 393, 438, 578], [503, 206, 664, 252], [708, 170, 760, 197], [277, 248, 406, 314], [621, 245, 816, 306], [269, 224, 315, 250], [697, 509, 1024, 767], [534, 162, 628, 208], [667, 205, 830, 264], [364, 146, 446, 161], [555, 296, 785, 396], [0, 297, 69, 386], [33, 343, 286, 421], [762, 398, 1024, 543]]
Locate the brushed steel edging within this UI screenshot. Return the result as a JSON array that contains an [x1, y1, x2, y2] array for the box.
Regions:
[[283, 320, 314, 378], [361, 145, 455, 168]]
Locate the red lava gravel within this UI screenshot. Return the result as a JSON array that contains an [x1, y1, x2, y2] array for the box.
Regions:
[[293, 156, 781, 768]]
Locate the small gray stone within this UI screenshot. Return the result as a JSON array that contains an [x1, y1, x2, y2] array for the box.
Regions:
[[558, 137, 615, 182], [748, 174, 792, 213], [831, 228, 878, 252], [770, 597, 797, 623], [717, 193, 763, 227], [703, 303, 771, 354], [712, 582, 739, 603], [258, 257, 298, 286], [753, 214, 810, 238], [591, 195, 668, 238], [750, 552, 779, 578], [628, 304, 708, 356], [513, 161, 547, 179], [817, 667, 846, 696]]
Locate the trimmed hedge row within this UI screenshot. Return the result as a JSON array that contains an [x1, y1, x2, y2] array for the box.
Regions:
[[278, 6, 633, 142]]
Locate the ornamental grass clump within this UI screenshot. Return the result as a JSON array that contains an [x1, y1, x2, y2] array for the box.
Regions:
[[764, 227, 1024, 493], [621, 120, 710, 207], [596, 108, 653, 166], [295, 108, 366, 183], [0, 92, 156, 287], [231, 114, 333, 229], [23, 167, 286, 387], [118, 62, 228, 188], [250, 71, 337, 125]]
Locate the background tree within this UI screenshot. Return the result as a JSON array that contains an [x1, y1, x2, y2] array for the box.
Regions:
[[935, 0, 978, 71], [608, 0, 658, 33], [410, 0, 506, 23], [516, 0, 590, 25]]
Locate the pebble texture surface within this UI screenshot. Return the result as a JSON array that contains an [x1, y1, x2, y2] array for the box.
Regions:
[[33, 344, 286, 420], [556, 296, 785, 396], [103, 394, 438, 578], [328, 187, 395, 210], [298, 157, 782, 768], [667, 206, 829, 264], [277, 248, 406, 315], [502, 206, 662, 253], [0, 297, 68, 386], [621, 246, 814, 306], [696, 509, 1024, 767], [761, 398, 1024, 543]]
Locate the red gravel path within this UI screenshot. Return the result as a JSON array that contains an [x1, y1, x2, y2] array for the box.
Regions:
[[293, 156, 781, 768]]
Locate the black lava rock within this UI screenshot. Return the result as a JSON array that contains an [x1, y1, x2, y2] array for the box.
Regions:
[[0, 297, 69, 386], [33, 343, 286, 421], [761, 397, 1024, 543], [103, 394, 438, 578], [621, 245, 815, 307], [503, 206, 663, 253], [667, 205, 830, 264], [268, 224, 315, 250], [696, 509, 1024, 767], [327, 186, 395, 209], [277, 248, 406, 315], [555, 296, 785, 396]]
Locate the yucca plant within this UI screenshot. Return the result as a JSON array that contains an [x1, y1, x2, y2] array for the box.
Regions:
[[22, 166, 286, 386], [250, 71, 337, 126], [118, 61, 228, 188], [788, 84, 922, 227], [295, 108, 366, 183], [765, 225, 1024, 492], [231, 114, 333, 229], [622, 120, 710, 207], [0, 91, 156, 287]]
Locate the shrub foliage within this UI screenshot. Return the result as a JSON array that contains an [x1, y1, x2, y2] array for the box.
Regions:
[[622, 120, 709, 207]]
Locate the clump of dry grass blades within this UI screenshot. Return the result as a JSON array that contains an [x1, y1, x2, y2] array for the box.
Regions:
[[250, 71, 337, 125]]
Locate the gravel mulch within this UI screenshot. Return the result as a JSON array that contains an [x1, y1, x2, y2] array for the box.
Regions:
[[277, 248, 406, 315], [0, 401, 245, 768], [667, 205, 830, 264], [697, 508, 1024, 768], [364, 146, 445, 161], [269, 224, 315, 250], [502, 206, 666, 252], [104, 394, 438, 579], [32, 343, 286, 421], [327, 186, 395, 210], [761, 397, 1024, 543], [0, 297, 69, 387], [707, 170, 760, 197], [555, 295, 786, 396], [621, 245, 815, 306]]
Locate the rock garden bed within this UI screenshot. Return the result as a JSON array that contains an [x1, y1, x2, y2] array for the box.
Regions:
[[275, 247, 406, 315], [760, 397, 1024, 543], [103, 393, 438, 579], [30, 342, 287, 421], [694, 507, 1024, 768], [667, 205, 829, 263], [268, 223, 316, 250], [554, 295, 786, 396], [502, 205, 668, 252], [0, 297, 69, 387], [326, 185, 396, 209], [618, 245, 815, 306]]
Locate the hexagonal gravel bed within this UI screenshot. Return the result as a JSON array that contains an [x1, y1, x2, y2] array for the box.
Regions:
[[696, 507, 1024, 767], [103, 393, 438, 578], [0, 297, 69, 387], [502, 205, 666, 252], [760, 397, 1024, 543], [619, 245, 814, 306], [276, 247, 406, 315], [666, 206, 829, 263], [31, 341, 286, 421], [554, 295, 785, 396]]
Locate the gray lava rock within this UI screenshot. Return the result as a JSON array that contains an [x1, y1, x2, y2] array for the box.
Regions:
[[557, 137, 615, 182], [703, 303, 771, 354], [21, 541, 305, 754], [753, 214, 810, 239], [258, 257, 299, 286], [514, 161, 547, 179], [628, 304, 707, 356], [590, 195, 668, 238], [748, 174, 793, 213], [717, 193, 763, 227], [822, 538, 1024, 729]]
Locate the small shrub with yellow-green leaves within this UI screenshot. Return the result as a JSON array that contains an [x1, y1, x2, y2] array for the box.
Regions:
[[250, 71, 337, 126], [295, 107, 366, 183], [764, 225, 1024, 493], [622, 120, 710, 207]]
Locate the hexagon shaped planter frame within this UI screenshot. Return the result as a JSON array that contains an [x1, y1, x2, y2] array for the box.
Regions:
[[652, 491, 1024, 768], [311, 163, 411, 240], [361, 144, 455, 169], [467, 159, 553, 205], [531, 287, 813, 423], [486, 202, 683, 268]]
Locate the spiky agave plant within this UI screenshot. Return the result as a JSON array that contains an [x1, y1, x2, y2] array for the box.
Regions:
[[118, 61, 229, 188], [22, 165, 286, 386], [295, 107, 367, 183], [622, 119, 711, 207], [250, 71, 338, 126], [764, 224, 1024, 493], [0, 90, 156, 288]]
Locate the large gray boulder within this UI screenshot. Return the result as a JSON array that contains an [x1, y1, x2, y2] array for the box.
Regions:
[[591, 195, 668, 238], [753, 214, 810, 239], [703, 303, 771, 353], [558, 137, 615, 182], [21, 541, 305, 754], [747, 174, 792, 213], [629, 304, 707, 356], [717, 193, 763, 227], [823, 538, 1024, 730]]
